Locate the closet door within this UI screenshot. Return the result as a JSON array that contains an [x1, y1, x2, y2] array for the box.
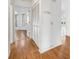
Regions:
[[50, 0, 62, 45], [39, 0, 62, 53], [39, 0, 56, 52]]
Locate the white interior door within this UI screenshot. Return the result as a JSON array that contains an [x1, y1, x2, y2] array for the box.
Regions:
[[39, 0, 62, 53], [50, 0, 62, 47]]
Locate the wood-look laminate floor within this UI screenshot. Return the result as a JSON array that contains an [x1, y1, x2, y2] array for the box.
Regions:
[[9, 36, 70, 59]]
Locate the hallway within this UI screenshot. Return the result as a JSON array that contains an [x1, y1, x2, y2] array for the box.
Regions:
[[9, 36, 70, 59]]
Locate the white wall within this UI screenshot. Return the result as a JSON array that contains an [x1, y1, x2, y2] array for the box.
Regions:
[[9, 0, 15, 55], [9, 5, 14, 44], [9, 0, 15, 44], [61, 0, 70, 36], [65, 0, 70, 36]]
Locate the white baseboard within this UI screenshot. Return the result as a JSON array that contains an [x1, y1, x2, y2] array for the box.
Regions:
[[39, 42, 63, 54]]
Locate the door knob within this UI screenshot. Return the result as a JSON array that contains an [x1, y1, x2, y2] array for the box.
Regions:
[[61, 22, 66, 24]]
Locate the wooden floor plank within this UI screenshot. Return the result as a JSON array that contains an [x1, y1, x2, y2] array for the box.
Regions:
[[9, 36, 70, 59]]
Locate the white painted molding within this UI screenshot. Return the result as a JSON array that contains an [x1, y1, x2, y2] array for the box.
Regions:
[[39, 42, 62, 53]]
